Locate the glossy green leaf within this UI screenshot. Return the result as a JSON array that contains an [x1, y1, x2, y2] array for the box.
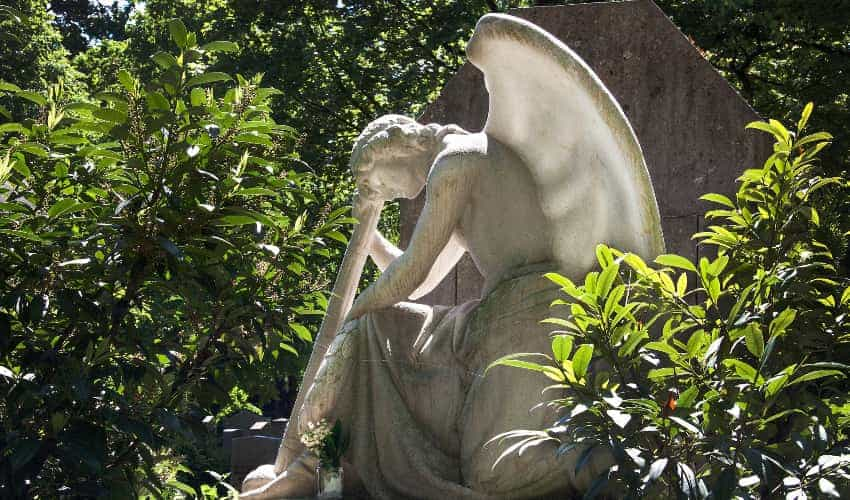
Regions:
[[572, 344, 593, 379], [201, 41, 240, 53], [151, 51, 179, 69], [788, 369, 845, 386], [168, 19, 189, 48], [186, 72, 232, 87], [700, 193, 735, 208], [654, 254, 696, 272], [16, 91, 46, 106], [551, 335, 573, 363]]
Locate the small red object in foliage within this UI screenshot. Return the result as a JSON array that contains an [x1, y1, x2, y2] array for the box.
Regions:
[[662, 391, 677, 417]]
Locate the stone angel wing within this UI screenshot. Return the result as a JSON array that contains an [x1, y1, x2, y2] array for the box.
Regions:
[[467, 14, 664, 272]]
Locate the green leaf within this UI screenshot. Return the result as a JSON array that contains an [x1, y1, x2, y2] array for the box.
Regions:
[[797, 102, 813, 132], [201, 41, 240, 53], [233, 133, 273, 147], [168, 19, 189, 48], [788, 370, 845, 386], [92, 108, 127, 124], [699, 192, 735, 208], [648, 367, 675, 380], [485, 353, 552, 375], [654, 254, 696, 272], [551, 335, 573, 363], [290, 323, 312, 342], [214, 215, 256, 226], [16, 91, 46, 107], [17, 142, 47, 157], [707, 277, 721, 305], [11, 158, 30, 178], [595, 262, 619, 297], [190, 87, 206, 107], [0, 229, 43, 242], [0, 123, 26, 134], [0, 81, 22, 92], [186, 72, 233, 88], [769, 308, 796, 338], [145, 91, 170, 111], [619, 329, 647, 357], [603, 284, 625, 319], [117, 70, 135, 93], [645, 341, 680, 359], [595, 243, 614, 267], [767, 119, 789, 141], [761, 408, 804, 425], [151, 51, 179, 69], [723, 359, 757, 383], [841, 287, 850, 306], [545, 272, 579, 296], [572, 344, 594, 379], [744, 324, 764, 358], [677, 386, 699, 409], [48, 199, 90, 219], [796, 131, 833, 148]]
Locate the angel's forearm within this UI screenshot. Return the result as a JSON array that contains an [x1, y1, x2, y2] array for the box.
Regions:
[[369, 231, 402, 272], [350, 253, 427, 317]]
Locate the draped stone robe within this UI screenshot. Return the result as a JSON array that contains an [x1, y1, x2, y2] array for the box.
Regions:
[[301, 265, 603, 499]]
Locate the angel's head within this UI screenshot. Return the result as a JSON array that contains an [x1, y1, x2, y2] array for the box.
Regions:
[[349, 115, 443, 201]]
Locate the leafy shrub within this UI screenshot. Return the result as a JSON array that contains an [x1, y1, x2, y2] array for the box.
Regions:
[[489, 107, 850, 498], [0, 20, 350, 497]]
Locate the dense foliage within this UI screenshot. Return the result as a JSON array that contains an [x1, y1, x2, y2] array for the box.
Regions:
[[0, 21, 350, 497], [8, 0, 849, 265], [0, 1, 82, 99], [490, 109, 850, 497]]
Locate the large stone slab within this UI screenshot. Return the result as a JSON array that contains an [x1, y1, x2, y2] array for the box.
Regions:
[[401, 0, 771, 305]]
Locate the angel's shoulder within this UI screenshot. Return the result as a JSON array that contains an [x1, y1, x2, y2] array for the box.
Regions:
[[430, 133, 488, 176]]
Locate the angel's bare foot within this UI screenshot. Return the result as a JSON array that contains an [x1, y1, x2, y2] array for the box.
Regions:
[[240, 452, 317, 499]]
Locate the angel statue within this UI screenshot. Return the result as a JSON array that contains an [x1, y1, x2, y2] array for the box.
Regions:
[[242, 13, 664, 499]]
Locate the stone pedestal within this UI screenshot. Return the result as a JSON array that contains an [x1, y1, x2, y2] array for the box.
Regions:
[[402, 0, 771, 306]]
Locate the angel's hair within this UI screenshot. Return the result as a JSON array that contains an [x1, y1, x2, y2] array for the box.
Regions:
[[349, 114, 466, 177]]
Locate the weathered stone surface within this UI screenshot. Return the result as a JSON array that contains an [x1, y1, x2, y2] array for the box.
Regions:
[[404, 0, 772, 305], [231, 436, 282, 488]]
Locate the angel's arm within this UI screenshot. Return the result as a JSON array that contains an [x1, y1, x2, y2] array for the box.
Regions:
[[369, 230, 466, 300], [348, 157, 475, 318]]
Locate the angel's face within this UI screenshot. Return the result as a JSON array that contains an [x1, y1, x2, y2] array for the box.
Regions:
[[355, 148, 428, 201]]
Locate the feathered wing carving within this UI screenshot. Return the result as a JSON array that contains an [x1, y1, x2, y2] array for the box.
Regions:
[[467, 14, 664, 273]]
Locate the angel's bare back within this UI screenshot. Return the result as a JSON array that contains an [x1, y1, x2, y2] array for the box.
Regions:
[[436, 132, 552, 290]]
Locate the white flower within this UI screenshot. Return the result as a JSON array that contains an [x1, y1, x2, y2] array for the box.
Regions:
[[300, 418, 332, 454]]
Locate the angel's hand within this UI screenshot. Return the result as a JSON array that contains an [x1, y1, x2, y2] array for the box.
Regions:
[[346, 286, 373, 321], [351, 190, 382, 224]]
